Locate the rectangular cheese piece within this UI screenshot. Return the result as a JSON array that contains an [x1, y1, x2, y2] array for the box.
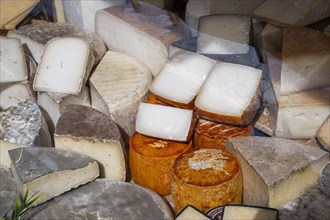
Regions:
[[222, 205, 279, 220], [254, 0, 330, 27], [316, 116, 330, 151], [0, 83, 32, 110], [0, 37, 28, 83], [95, 2, 189, 77], [260, 24, 283, 55], [175, 205, 211, 220], [226, 137, 329, 208]]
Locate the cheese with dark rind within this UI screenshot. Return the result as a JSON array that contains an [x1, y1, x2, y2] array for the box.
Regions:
[[175, 205, 211, 220], [320, 163, 330, 196], [0, 165, 17, 217], [316, 116, 330, 151]]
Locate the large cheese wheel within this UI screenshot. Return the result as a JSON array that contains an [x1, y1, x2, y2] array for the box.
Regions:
[[130, 132, 192, 195], [172, 149, 242, 213]]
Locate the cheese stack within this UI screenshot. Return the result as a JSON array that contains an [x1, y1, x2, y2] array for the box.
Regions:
[[172, 148, 242, 213]]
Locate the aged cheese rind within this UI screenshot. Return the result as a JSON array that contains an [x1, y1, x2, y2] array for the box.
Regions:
[[222, 205, 279, 220], [0, 83, 32, 110], [0, 165, 17, 217], [320, 163, 330, 196], [226, 137, 329, 208], [316, 116, 330, 151], [9, 147, 99, 205]]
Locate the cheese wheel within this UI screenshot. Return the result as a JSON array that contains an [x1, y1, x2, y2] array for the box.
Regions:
[[130, 132, 192, 195], [172, 149, 242, 213]]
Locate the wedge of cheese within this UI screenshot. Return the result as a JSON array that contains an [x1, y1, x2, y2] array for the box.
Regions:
[[260, 24, 283, 55], [195, 62, 262, 125], [175, 205, 211, 220], [316, 116, 330, 151], [0, 83, 32, 110], [54, 105, 126, 181], [149, 50, 215, 108], [222, 205, 279, 220], [0, 37, 28, 83], [95, 2, 189, 76], [0, 165, 17, 217], [226, 137, 329, 208]]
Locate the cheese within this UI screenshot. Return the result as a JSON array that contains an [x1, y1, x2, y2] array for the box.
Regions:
[[89, 51, 152, 138], [316, 116, 330, 151], [280, 25, 330, 95], [175, 205, 211, 220], [149, 50, 215, 108], [54, 105, 127, 181], [9, 147, 99, 206], [29, 179, 173, 219], [129, 132, 192, 195], [197, 15, 251, 54], [226, 137, 329, 208], [222, 205, 279, 220], [135, 102, 196, 142], [253, 0, 330, 27], [172, 148, 242, 213], [0, 165, 17, 217], [0, 37, 28, 83], [195, 62, 262, 125], [0, 82, 32, 110], [260, 24, 283, 54], [95, 2, 188, 77], [320, 163, 330, 196]]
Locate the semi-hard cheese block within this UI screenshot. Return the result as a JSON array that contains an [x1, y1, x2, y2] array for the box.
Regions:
[[0, 83, 32, 110], [130, 132, 192, 195], [316, 116, 330, 151], [197, 15, 251, 54], [95, 2, 188, 76], [0, 165, 17, 217], [195, 62, 262, 125], [0, 37, 27, 83], [54, 105, 126, 181], [175, 205, 211, 220], [29, 179, 172, 219], [149, 50, 215, 108], [9, 147, 99, 206], [222, 205, 279, 220], [136, 102, 197, 142], [280, 25, 330, 95], [89, 51, 152, 137], [260, 24, 283, 55], [172, 149, 242, 213], [226, 137, 329, 208], [194, 118, 254, 150]]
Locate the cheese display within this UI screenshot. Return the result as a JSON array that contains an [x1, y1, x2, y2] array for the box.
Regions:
[[197, 15, 251, 54], [175, 205, 211, 220], [0, 37, 27, 83], [226, 137, 329, 208], [0, 165, 17, 217], [9, 147, 99, 206], [0, 83, 32, 110], [95, 2, 189, 76], [129, 132, 192, 195], [195, 62, 262, 125], [149, 50, 215, 108], [194, 118, 254, 150], [29, 179, 173, 219], [280, 25, 330, 95], [54, 105, 127, 181], [172, 148, 242, 213], [253, 0, 330, 27], [222, 205, 279, 220], [0, 99, 51, 167], [316, 116, 330, 151], [135, 102, 197, 142], [260, 24, 283, 54]]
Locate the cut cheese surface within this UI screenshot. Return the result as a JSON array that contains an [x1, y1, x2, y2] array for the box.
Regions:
[[316, 116, 330, 151], [0, 165, 17, 217], [0, 83, 32, 110], [175, 205, 211, 220], [222, 205, 279, 220]]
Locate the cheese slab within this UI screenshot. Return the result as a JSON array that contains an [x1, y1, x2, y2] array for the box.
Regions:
[[9, 147, 99, 206], [90, 51, 152, 138], [0, 83, 32, 110], [320, 163, 330, 196], [175, 205, 211, 220], [29, 179, 173, 219], [54, 105, 127, 181], [316, 116, 330, 151], [226, 137, 329, 208], [0, 165, 17, 217], [95, 2, 188, 76], [222, 205, 279, 220]]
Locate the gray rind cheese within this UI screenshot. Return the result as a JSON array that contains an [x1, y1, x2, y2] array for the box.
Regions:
[[316, 116, 330, 151], [29, 179, 173, 219], [320, 163, 330, 196], [9, 147, 99, 205], [226, 137, 329, 208], [0, 165, 17, 217]]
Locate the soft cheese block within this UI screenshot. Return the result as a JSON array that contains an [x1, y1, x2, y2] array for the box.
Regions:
[[0, 83, 32, 110], [222, 205, 279, 220], [95, 2, 188, 76], [197, 15, 251, 54], [175, 205, 211, 220], [9, 147, 99, 206], [0, 37, 28, 83], [149, 50, 215, 108], [54, 105, 126, 181], [89, 51, 152, 138], [195, 62, 262, 126], [316, 116, 330, 151], [226, 137, 329, 208], [0, 165, 17, 217], [130, 132, 192, 195]]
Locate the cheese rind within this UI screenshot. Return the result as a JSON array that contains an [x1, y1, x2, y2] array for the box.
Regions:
[[0, 165, 17, 217], [316, 116, 330, 151]]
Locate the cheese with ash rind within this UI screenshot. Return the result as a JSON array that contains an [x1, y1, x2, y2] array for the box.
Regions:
[[54, 104, 127, 181], [0, 83, 32, 110], [0, 165, 17, 217], [175, 205, 211, 220], [316, 116, 330, 151], [222, 205, 279, 220], [0, 37, 28, 83], [226, 136, 330, 208], [29, 179, 173, 219], [89, 51, 152, 137], [9, 147, 99, 206]]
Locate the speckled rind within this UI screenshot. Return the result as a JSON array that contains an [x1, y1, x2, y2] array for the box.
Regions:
[[0, 165, 17, 217]]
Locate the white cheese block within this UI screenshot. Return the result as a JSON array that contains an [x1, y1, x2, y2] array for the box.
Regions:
[[95, 2, 189, 77], [0, 37, 28, 83], [30, 179, 173, 219], [0, 165, 17, 217], [260, 24, 283, 54], [280, 25, 330, 95], [222, 205, 279, 220], [254, 0, 330, 27], [175, 205, 211, 220], [149, 50, 215, 108], [54, 105, 127, 181], [135, 102, 196, 142], [89, 51, 152, 137], [0, 82, 32, 110], [226, 137, 329, 208], [195, 62, 262, 125], [197, 15, 251, 54], [316, 116, 330, 151]]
